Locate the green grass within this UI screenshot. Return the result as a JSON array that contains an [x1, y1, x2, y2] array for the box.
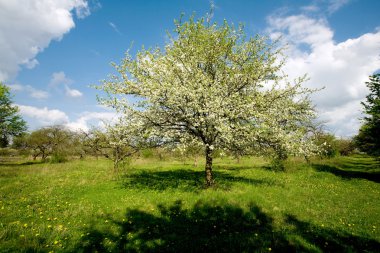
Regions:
[[0, 155, 379, 252]]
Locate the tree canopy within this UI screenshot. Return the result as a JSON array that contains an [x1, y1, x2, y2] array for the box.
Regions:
[[21, 125, 73, 161], [98, 17, 318, 186], [0, 82, 27, 147], [355, 74, 380, 156], [83, 118, 150, 174]]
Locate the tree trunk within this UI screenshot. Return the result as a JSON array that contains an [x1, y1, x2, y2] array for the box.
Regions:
[[114, 160, 119, 175], [113, 148, 119, 176], [194, 156, 198, 167], [205, 145, 214, 187]]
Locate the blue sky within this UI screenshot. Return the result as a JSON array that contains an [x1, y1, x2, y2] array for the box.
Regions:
[[0, 0, 379, 136]]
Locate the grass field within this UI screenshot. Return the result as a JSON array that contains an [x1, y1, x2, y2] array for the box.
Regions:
[[0, 155, 379, 252]]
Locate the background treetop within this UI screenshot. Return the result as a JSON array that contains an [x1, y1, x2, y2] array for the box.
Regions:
[[355, 74, 380, 156], [0, 82, 27, 147]]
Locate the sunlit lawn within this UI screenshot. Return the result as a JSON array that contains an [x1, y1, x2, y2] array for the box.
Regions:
[[0, 155, 379, 252]]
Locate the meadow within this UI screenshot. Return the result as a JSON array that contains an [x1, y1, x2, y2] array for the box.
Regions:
[[0, 154, 379, 252]]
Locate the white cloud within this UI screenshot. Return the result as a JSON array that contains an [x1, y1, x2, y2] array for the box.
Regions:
[[22, 58, 39, 69], [8, 71, 82, 99], [18, 105, 69, 126], [29, 87, 50, 99], [0, 0, 90, 81], [319, 100, 363, 136], [8, 83, 49, 99], [268, 15, 333, 53], [49, 71, 83, 97], [18, 105, 116, 131], [65, 111, 116, 132], [7, 84, 24, 92], [327, 0, 350, 14], [301, 4, 320, 13], [108, 22, 122, 35], [73, 0, 90, 18], [267, 14, 380, 137], [299, 0, 350, 15], [65, 85, 83, 97], [49, 71, 73, 87]]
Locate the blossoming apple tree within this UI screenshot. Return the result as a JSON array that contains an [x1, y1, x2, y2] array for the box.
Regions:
[[98, 17, 318, 186]]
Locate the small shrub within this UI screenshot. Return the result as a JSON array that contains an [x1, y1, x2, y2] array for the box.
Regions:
[[314, 132, 355, 158], [270, 157, 286, 171], [0, 148, 18, 157], [268, 147, 288, 171], [336, 139, 355, 156], [313, 133, 338, 158], [49, 153, 67, 163]]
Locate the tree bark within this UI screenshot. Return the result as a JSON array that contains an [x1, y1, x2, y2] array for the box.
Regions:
[[194, 156, 198, 167], [205, 145, 214, 187], [113, 148, 119, 175]]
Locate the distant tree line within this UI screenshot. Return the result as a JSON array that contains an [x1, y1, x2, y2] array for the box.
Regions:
[[6, 123, 355, 162]]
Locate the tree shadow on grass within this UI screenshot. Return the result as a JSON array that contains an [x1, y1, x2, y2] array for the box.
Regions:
[[74, 200, 380, 253], [312, 164, 380, 183], [0, 160, 45, 167], [0, 160, 46, 178], [74, 200, 291, 253], [121, 169, 277, 191], [284, 214, 380, 253], [213, 164, 264, 171]]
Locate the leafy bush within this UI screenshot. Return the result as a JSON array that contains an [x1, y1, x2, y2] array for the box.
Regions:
[[313, 132, 354, 158], [314, 133, 338, 158], [270, 157, 286, 171], [336, 139, 355, 156], [0, 147, 18, 157], [49, 153, 68, 163]]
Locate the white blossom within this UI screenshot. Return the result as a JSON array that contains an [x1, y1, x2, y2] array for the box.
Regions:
[[97, 17, 319, 185]]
